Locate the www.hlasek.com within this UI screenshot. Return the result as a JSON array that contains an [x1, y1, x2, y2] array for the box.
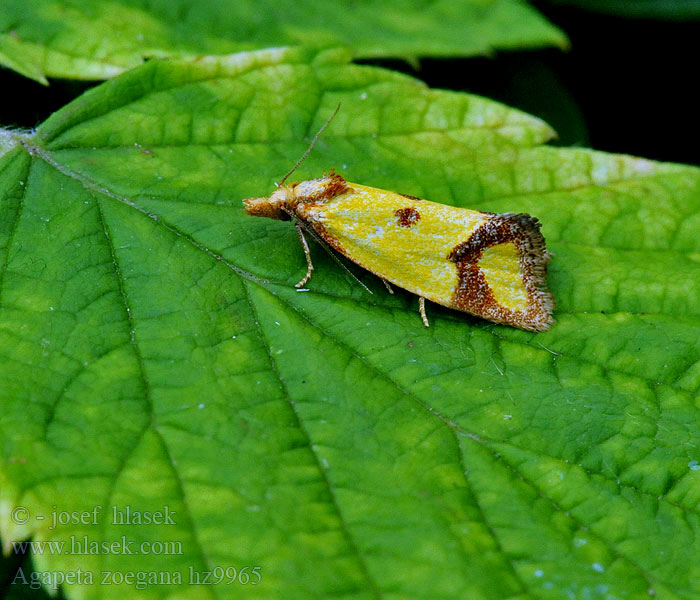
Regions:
[[12, 566, 262, 590], [12, 536, 182, 556]]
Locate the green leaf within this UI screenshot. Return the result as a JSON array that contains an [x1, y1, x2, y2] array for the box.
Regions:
[[544, 0, 700, 20], [2, 46, 700, 598], [0, 0, 566, 84]]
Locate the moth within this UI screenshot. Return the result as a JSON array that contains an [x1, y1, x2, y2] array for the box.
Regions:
[[243, 108, 554, 331]]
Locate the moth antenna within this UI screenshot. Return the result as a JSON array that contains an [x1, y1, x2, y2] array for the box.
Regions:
[[277, 104, 341, 188]]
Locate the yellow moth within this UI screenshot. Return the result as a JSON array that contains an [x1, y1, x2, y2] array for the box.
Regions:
[[243, 109, 554, 332]]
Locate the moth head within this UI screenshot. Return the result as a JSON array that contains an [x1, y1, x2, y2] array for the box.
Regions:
[[243, 186, 295, 221], [243, 105, 341, 222]]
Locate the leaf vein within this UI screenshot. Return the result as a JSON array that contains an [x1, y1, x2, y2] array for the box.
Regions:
[[0, 150, 30, 307], [240, 279, 382, 598], [95, 196, 218, 598]]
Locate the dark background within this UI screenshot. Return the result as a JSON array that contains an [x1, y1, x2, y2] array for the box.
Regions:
[[0, 4, 697, 166]]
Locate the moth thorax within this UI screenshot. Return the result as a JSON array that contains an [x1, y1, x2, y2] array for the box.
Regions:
[[242, 187, 294, 221]]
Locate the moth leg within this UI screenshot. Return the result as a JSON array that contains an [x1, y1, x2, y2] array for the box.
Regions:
[[419, 297, 430, 327], [294, 218, 374, 295], [381, 279, 394, 295], [295, 222, 314, 288]]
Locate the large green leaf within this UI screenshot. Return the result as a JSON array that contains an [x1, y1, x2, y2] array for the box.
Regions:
[[2, 46, 700, 599], [0, 0, 566, 84]]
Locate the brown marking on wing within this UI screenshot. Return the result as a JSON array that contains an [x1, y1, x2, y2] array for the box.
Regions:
[[448, 213, 554, 331], [292, 171, 350, 204], [323, 172, 350, 199], [399, 193, 423, 201], [394, 207, 421, 228]]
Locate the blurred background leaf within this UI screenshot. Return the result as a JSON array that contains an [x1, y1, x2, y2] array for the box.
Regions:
[[0, 0, 566, 84]]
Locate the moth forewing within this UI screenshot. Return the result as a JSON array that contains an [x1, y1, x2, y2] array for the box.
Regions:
[[243, 172, 554, 331]]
